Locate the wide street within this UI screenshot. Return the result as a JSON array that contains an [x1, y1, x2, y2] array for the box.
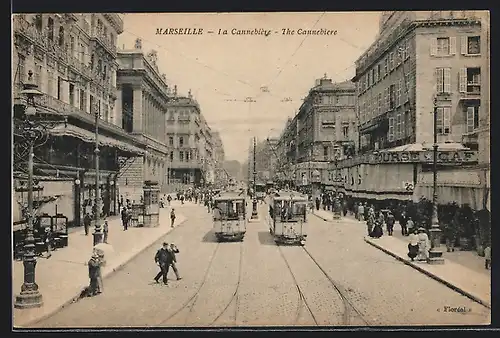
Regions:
[[31, 201, 490, 327]]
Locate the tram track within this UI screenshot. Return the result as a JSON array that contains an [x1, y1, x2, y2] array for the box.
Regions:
[[156, 237, 244, 326], [277, 244, 371, 326]]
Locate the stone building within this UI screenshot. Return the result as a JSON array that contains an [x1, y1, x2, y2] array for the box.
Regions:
[[115, 41, 172, 199], [12, 13, 145, 229], [165, 90, 215, 191], [340, 11, 487, 208], [211, 131, 227, 186], [274, 76, 357, 194]]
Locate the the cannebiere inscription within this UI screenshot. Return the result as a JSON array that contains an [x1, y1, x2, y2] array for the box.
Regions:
[[12, 11, 490, 329]]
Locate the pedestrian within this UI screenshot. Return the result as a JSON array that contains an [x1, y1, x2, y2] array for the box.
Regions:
[[406, 217, 414, 236], [103, 220, 109, 244], [484, 244, 491, 270], [83, 213, 91, 236], [407, 229, 419, 261], [87, 251, 102, 296], [44, 227, 52, 258], [386, 211, 395, 236], [167, 243, 182, 281], [400, 212, 409, 236], [167, 194, 172, 206], [170, 208, 176, 228], [366, 213, 375, 236], [154, 242, 170, 285], [369, 221, 383, 238], [121, 207, 128, 230], [357, 203, 364, 221], [417, 227, 431, 261]]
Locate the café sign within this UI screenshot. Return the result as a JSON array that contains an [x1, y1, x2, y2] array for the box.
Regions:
[[376, 150, 477, 164]]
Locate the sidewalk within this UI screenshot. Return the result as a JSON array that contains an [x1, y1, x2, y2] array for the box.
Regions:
[[365, 235, 491, 309], [312, 208, 359, 224], [12, 201, 187, 328]]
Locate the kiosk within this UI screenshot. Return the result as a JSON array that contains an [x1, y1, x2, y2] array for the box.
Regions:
[[143, 180, 160, 227]]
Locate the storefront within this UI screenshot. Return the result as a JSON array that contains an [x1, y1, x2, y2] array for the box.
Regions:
[[334, 143, 479, 203]]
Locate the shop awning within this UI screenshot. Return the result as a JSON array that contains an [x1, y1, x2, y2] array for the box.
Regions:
[[412, 185, 486, 210], [49, 124, 145, 155]]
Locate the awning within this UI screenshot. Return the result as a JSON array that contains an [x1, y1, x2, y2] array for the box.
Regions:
[[412, 185, 486, 210], [386, 142, 469, 152], [49, 124, 145, 155]]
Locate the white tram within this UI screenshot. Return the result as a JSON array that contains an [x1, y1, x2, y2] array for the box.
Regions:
[[212, 190, 247, 242], [268, 190, 308, 245]]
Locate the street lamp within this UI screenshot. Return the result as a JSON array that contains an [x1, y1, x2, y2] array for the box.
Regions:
[[92, 101, 103, 246], [251, 136, 258, 219], [14, 70, 67, 309], [428, 96, 445, 264]]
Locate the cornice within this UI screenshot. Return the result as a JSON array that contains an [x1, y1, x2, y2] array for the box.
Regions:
[[103, 13, 124, 34]]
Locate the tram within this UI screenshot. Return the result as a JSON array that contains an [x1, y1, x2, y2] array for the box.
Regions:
[[212, 190, 247, 242], [268, 190, 308, 245]]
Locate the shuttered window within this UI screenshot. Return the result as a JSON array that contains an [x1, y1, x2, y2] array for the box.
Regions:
[[436, 107, 451, 135], [466, 106, 480, 132], [388, 117, 395, 142], [436, 67, 451, 93], [459, 68, 467, 92]]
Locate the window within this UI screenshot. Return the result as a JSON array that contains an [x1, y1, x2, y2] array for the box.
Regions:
[[436, 68, 451, 93], [388, 117, 395, 142], [389, 85, 396, 110], [432, 37, 456, 56], [462, 36, 480, 55], [18, 55, 26, 84], [436, 107, 451, 135], [47, 17, 54, 41], [179, 136, 184, 147], [69, 84, 75, 106], [70, 35, 75, 56], [366, 73, 370, 89], [396, 113, 402, 139], [33, 63, 42, 86], [169, 151, 174, 161], [396, 79, 402, 107], [47, 69, 53, 96], [343, 125, 349, 138], [378, 92, 382, 114], [80, 88, 87, 111], [401, 111, 406, 139], [35, 14, 43, 31], [323, 146, 328, 157], [466, 106, 480, 132], [459, 67, 481, 94], [389, 52, 394, 70], [169, 136, 174, 146], [58, 26, 65, 47], [179, 151, 184, 162], [371, 69, 375, 86]]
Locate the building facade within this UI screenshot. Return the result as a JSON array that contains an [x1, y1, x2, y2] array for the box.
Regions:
[[13, 13, 146, 229], [116, 40, 173, 199], [340, 11, 487, 208], [212, 131, 227, 187], [165, 91, 215, 191], [274, 76, 357, 194]]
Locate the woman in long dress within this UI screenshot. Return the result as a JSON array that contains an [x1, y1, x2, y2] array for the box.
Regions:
[[407, 229, 419, 261], [417, 227, 431, 261]]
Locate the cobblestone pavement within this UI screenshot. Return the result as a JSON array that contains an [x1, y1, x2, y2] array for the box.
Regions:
[[31, 202, 490, 327]]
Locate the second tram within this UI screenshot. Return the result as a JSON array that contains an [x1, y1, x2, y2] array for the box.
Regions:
[[212, 191, 247, 242], [268, 190, 308, 245]]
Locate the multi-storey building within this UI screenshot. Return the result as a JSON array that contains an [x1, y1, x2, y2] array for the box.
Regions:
[[165, 90, 215, 191], [115, 40, 173, 199], [211, 131, 227, 186], [13, 14, 146, 230], [274, 76, 357, 194], [338, 11, 487, 209]]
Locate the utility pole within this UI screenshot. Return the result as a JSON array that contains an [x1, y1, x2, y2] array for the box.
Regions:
[[251, 136, 258, 219], [93, 102, 103, 246]]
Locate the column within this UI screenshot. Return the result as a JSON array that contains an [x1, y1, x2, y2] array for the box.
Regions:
[[115, 87, 122, 128], [132, 87, 143, 133]]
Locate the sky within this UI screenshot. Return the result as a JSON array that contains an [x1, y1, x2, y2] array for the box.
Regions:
[[118, 12, 381, 162]]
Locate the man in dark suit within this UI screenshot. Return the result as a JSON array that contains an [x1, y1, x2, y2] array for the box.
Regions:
[[166, 243, 182, 281], [154, 242, 170, 285]]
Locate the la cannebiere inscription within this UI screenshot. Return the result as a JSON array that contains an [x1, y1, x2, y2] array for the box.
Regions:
[[155, 28, 338, 36]]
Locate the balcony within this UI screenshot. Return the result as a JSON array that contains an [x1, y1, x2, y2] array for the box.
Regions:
[[90, 30, 117, 56], [462, 131, 479, 150]]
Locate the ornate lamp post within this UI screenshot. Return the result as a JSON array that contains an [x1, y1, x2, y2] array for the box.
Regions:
[[92, 101, 103, 246], [428, 96, 445, 264], [251, 137, 258, 219], [14, 71, 67, 309]]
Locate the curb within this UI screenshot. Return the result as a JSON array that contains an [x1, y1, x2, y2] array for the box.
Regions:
[[21, 216, 188, 328], [311, 212, 330, 222], [364, 237, 491, 309]]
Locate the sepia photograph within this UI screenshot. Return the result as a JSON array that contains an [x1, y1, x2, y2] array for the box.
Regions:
[[11, 11, 491, 329]]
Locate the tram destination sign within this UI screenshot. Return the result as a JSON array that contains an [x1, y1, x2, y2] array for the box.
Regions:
[[376, 150, 478, 164]]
